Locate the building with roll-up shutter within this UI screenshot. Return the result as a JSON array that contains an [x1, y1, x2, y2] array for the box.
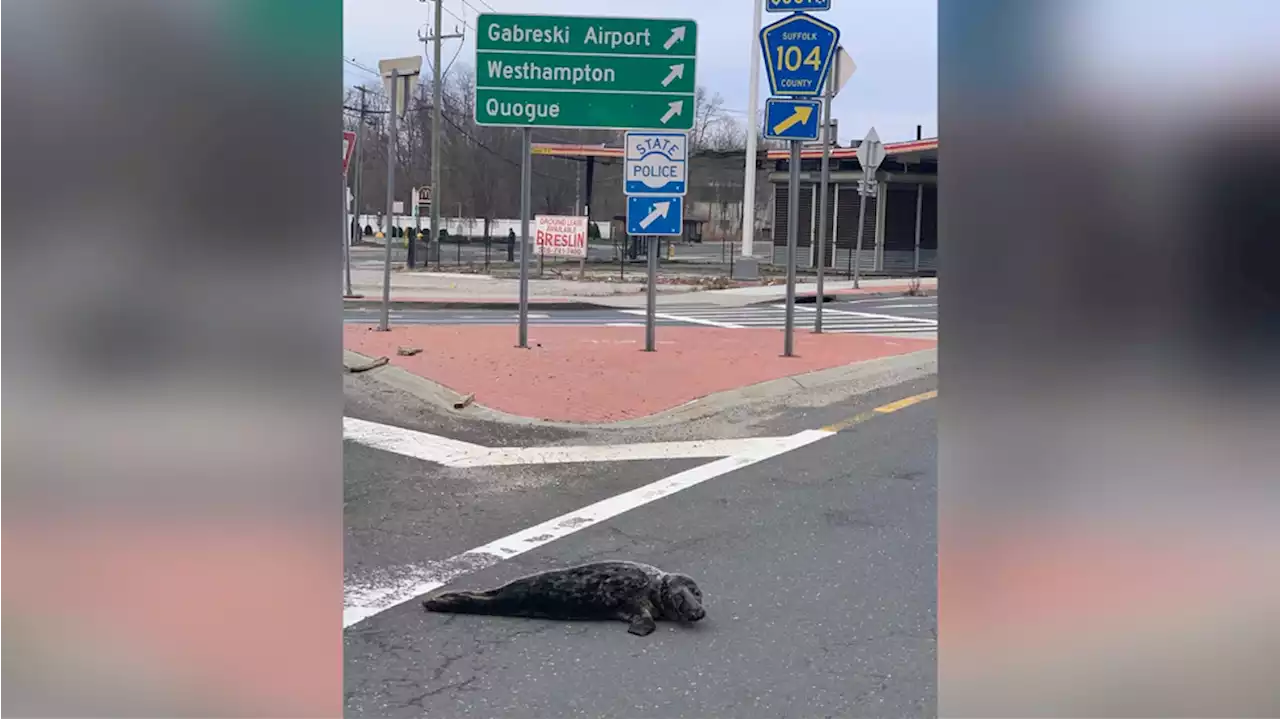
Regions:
[[767, 137, 937, 276]]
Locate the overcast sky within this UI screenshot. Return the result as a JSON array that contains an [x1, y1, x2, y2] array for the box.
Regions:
[[343, 0, 938, 145]]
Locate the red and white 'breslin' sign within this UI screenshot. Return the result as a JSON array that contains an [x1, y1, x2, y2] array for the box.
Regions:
[[343, 131, 357, 175], [534, 215, 588, 258]]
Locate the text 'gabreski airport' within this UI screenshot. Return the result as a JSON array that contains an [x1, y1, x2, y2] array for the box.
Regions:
[[489, 23, 656, 51]]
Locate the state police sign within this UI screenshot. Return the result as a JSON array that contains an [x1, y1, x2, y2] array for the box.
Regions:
[[624, 131, 687, 197]]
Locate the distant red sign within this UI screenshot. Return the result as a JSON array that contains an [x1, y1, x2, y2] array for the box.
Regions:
[[534, 215, 588, 258], [343, 131, 357, 174]]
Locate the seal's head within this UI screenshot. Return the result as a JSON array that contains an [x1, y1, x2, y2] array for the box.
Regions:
[[660, 573, 706, 622]]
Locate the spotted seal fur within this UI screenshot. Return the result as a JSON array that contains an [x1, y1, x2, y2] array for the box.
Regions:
[[421, 560, 706, 636]]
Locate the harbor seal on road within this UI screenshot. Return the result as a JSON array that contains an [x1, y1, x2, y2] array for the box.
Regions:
[[422, 560, 706, 636]]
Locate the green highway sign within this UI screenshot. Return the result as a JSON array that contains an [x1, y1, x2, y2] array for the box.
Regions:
[[475, 13, 698, 130], [478, 55, 694, 94]]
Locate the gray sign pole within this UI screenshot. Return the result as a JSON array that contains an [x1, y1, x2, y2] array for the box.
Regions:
[[343, 176, 353, 297], [814, 53, 836, 334], [853, 167, 868, 290], [645, 235, 658, 351], [379, 69, 399, 332], [913, 182, 923, 276], [517, 127, 532, 348], [783, 139, 800, 357]]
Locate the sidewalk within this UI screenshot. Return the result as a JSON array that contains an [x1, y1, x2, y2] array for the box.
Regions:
[[343, 323, 936, 424], [346, 269, 936, 310]]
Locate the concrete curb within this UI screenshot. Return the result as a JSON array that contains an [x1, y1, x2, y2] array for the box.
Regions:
[[342, 298, 615, 311], [343, 347, 938, 431]]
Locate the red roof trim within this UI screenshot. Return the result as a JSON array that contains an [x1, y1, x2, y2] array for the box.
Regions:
[[528, 138, 939, 160], [765, 137, 938, 160]]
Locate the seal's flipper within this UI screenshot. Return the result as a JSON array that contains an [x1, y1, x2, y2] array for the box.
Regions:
[[624, 607, 657, 636], [422, 591, 494, 614]]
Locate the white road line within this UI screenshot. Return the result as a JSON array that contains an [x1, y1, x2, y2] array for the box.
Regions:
[[343, 417, 480, 466], [342, 428, 833, 628], [785, 304, 938, 325], [619, 309, 746, 329], [452, 436, 805, 468], [837, 296, 936, 305], [344, 417, 801, 468], [828, 325, 937, 332]]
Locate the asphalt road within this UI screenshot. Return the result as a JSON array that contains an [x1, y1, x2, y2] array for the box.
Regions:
[[343, 376, 937, 717], [342, 293, 938, 334], [343, 306, 682, 326], [832, 294, 939, 322]]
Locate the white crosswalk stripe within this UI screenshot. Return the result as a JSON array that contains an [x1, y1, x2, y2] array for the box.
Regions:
[[620, 304, 937, 338]]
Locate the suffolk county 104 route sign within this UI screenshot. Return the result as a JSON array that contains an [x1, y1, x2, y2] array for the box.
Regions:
[[475, 14, 697, 130], [759, 12, 840, 97]]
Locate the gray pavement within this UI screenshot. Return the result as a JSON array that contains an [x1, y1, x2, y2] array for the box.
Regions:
[[343, 375, 937, 717], [342, 306, 671, 327], [342, 294, 938, 338]]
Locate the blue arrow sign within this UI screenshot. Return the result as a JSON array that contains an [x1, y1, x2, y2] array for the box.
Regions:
[[763, 98, 821, 140], [624, 131, 687, 196], [759, 12, 840, 97], [766, 0, 831, 12], [626, 196, 683, 236]]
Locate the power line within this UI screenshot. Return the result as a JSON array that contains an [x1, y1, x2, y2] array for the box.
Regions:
[[341, 103, 565, 180], [457, 0, 495, 16], [344, 57, 379, 78], [437, 3, 473, 32]]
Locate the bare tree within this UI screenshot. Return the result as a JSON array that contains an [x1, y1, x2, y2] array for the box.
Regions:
[[689, 86, 730, 151], [345, 72, 773, 234]]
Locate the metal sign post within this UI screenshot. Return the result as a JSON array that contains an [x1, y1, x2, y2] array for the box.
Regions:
[[852, 126, 885, 290], [626, 195, 683, 352], [645, 236, 658, 352], [344, 182, 353, 297], [518, 127, 532, 348], [853, 168, 868, 289], [914, 182, 923, 276], [814, 51, 837, 334], [376, 57, 421, 332], [784, 140, 801, 356], [343, 130, 356, 298], [379, 69, 398, 332]]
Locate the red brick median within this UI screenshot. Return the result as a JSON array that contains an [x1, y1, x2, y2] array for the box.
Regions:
[[345, 325, 935, 423]]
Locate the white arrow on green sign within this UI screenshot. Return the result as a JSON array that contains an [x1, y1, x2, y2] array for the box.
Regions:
[[475, 13, 697, 130]]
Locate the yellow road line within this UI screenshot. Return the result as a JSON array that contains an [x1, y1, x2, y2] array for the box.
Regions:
[[821, 389, 937, 432], [873, 389, 938, 414]]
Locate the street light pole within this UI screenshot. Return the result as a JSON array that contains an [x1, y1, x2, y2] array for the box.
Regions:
[[380, 70, 399, 332], [814, 51, 837, 333], [735, 0, 764, 280]]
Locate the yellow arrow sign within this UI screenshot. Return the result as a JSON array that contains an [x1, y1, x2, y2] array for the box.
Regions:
[[772, 105, 814, 135]]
